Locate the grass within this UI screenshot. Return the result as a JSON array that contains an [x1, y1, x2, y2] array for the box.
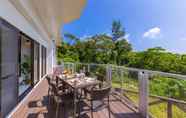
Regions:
[[67, 66, 186, 117], [74, 67, 186, 118], [112, 81, 186, 118]]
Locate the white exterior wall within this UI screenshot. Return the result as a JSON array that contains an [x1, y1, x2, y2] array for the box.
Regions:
[[46, 39, 56, 74], [0, 0, 55, 75]]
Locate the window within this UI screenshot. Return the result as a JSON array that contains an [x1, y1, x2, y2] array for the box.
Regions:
[[0, 19, 19, 116], [19, 35, 32, 96], [41, 46, 47, 77], [0, 18, 43, 117], [33, 42, 40, 84]]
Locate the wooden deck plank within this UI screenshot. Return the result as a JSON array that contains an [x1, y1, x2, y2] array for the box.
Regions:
[[10, 79, 142, 118]]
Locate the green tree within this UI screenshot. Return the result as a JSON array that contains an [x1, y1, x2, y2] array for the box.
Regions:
[[58, 21, 186, 76], [115, 39, 132, 65], [64, 33, 80, 44], [111, 20, 125, 42]]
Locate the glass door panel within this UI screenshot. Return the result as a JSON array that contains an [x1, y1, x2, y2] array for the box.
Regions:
[[41, 46, 47, 77], [33, 42, 40, 84], [19, 35, 32, 96], [0, 19, 19, 117]]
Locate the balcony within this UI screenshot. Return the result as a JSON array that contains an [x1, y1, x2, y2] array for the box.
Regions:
[[9, 76, 141, 118], [8, 62, 186, 118]]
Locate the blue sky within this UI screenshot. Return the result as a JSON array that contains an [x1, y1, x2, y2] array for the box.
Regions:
[[61, 0, 186, 54]]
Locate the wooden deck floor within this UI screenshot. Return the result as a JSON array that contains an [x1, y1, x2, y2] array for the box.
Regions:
[[10, 79, 142, 118]]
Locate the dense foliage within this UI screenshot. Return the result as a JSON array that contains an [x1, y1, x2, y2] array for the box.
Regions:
[[60, 21, 186, 117], [57, 21, 186, 75]]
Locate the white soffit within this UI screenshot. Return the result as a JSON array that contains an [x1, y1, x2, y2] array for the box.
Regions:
[[9, 0, 86, 45]]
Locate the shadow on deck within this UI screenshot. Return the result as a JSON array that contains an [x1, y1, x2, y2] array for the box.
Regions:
[[10, 79, 142, 118]]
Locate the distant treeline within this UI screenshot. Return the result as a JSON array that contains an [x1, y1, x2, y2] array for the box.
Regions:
[[57, 21, 186, 75]]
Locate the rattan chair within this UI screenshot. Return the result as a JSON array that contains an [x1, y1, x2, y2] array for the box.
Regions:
[[46, 75, 56, 104], [46, 75, 73, 116], [85, 85, 111, 118], [54, 76, 82, 118], [50, 83, 74, 118]]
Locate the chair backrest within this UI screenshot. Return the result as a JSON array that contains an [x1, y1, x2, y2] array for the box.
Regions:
[[56, 76, 69, 91], [85, 71, 91, 76], [46, 75, 52, 85], [56, 76, 62, 86], [91, 86, 111, 100], [50, 83, 59, 96], [54, 66, 63, 76], [97, 75, 105, 82]]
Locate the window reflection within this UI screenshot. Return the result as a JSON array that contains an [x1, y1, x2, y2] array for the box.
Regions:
[[19, 36, 32, 96]]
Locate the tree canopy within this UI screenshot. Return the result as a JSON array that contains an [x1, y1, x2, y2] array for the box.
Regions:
[[57, 21, 186, 75]]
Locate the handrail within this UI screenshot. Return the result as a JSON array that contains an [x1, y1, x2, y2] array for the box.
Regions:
[[64, 62, 186, 80], [119, 88, 186, 105], [62, 62, 186, 118]]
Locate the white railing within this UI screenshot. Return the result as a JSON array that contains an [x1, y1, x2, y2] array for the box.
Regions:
[[59, 62, 186, 118]]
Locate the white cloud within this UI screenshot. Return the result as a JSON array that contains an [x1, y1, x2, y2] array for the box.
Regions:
[[167, 49, 186, 54], [106, 33, 112, 37], [125, 34, 130, 39], [124, 34, 130, 42], [126, 39, 130, 42], [143, 27, 161, 39], [117, 33, 130, 42], [80, 34, 92, 40]]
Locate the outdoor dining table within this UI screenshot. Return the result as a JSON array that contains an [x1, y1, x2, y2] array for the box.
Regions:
[[58, 74, 100, 118]]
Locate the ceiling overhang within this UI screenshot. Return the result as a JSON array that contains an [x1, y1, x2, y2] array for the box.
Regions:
[[9, 0, 86, 45]]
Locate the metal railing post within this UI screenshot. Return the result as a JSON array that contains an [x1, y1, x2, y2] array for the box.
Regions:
[[138, 71, 149, 118], [106, 65, 109, 82], [167, 101, 172, 118], [120, 68, 124, 95], [106, 65, 112, 85], [87, 64, 90, 72], [61, 61, 64, 72], [109, 65, 112, 85], [72, 63, 75, 73], [67, 63, 70, 71]]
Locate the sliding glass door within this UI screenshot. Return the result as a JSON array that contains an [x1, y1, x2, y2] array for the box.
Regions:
[[0, 19, 19, 117], [19, 35, 32, 96], [41, 46, 47, 77], [33, 42, 40, 84], [0, 18, 44, 116]]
